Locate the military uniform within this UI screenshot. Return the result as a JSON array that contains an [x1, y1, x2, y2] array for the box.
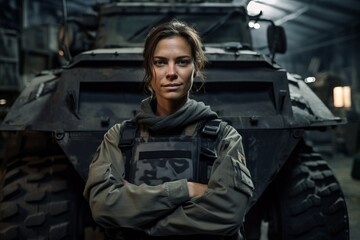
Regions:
[[84, 98, 254, 239]]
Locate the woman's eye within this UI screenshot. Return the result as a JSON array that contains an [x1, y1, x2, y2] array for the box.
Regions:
[[154, 60, 165, 66], [177, 59, 191, 66]]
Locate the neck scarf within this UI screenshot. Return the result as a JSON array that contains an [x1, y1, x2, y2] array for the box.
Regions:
[[135, 98, 218, 132]]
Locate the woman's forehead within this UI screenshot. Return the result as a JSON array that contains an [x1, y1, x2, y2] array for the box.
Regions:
[[153, 36, 192, 56]]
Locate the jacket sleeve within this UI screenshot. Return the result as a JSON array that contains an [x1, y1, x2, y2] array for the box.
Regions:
[[144, 124, 254, 236], [83, 123, 190, 229]]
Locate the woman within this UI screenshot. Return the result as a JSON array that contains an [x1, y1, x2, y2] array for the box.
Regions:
[[84, 20, 254, 240]]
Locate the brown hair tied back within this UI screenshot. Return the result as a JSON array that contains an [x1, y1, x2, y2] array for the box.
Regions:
[[142, 20, 207, 94]]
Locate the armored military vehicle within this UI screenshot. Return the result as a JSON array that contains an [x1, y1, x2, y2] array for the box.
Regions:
[[0, 0, 349, 239]]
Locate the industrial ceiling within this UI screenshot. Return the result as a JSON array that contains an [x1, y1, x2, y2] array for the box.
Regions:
[[0, 0, 359, 60], [248, 0, 360, 57]]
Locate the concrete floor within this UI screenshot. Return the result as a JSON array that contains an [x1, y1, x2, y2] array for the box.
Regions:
[[326, 154, 360, 240]]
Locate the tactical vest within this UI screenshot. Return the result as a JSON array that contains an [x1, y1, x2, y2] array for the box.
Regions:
[[118, 119, 227, 185], [113, 119, 245, 240]]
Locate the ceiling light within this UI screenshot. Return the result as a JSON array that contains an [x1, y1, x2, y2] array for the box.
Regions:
[[0, 99, 7, 105], [247, 1, 262, 15], [304, 77, 316, 83], [58, 50, 65, 57], [248, 21, 260, 29]]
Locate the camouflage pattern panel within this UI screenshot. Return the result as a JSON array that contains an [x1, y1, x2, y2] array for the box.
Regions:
[[130, 136, 200, 186]]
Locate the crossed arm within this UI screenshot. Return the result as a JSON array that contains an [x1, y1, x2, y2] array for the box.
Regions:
[[83, 123, 253, 235]]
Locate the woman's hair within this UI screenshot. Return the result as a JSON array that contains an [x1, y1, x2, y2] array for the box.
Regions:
[[142, 20, 207, 94]]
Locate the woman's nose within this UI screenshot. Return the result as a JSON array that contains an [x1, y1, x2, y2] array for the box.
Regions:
[[166, 64, 177, 80]]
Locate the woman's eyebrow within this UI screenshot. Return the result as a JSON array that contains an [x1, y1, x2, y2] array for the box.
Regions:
[[176, 56, 191, 59], [153, 55, 191, 59]]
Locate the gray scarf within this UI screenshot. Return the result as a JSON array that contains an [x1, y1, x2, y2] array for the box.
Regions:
[[135, 98, 218, 132]]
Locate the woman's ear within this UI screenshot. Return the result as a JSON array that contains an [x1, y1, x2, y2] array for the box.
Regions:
[[193, 67, 198, 78]]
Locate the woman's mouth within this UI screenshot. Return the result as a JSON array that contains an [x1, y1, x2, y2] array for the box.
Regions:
[[162, 83, 182, 90]]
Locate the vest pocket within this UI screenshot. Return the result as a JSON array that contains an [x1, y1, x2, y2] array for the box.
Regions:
[[231, 157, 254, 197], [130, 137, 200, 185]]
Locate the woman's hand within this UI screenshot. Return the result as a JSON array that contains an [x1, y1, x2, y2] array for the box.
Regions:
[[187, 182, 208, 198]]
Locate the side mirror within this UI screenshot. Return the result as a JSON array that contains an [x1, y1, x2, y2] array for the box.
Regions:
[[58, 14, 98, 60], [267, 25, 287, 54]]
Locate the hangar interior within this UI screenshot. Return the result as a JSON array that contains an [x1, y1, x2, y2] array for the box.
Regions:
[[0, 0, 359, 240], [1, 0, 359, 153]]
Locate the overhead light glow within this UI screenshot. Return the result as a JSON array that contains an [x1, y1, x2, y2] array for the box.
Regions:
[[304, 77, 316, 83], [0, 99, 7, 105], [248, 21, 260, 29], [58, 50, 65, 57], [333, 86, 351, 108], [247, 1, 262, 15]]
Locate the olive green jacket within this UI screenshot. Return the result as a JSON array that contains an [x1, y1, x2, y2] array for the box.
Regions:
[[83, 98, 254, 236]]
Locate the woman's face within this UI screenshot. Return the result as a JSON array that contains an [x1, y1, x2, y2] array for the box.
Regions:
[[150, 35, 195, 110]]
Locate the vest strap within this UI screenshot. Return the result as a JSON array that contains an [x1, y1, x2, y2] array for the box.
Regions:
[[202, 119, 222, 136], [118, 120, 137, 147], [118, 120, 138, 181]]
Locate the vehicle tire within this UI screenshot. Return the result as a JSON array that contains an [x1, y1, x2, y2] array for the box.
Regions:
[[268, 152, 349, 240], [0, 154, 103, 240]]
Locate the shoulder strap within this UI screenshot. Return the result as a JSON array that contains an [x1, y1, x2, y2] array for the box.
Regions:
[[118, 120, 138, 181], [202, 118, 223, 136], [200, 119, 227, 158], [119, 120, 138, 147], [198, 118, 227, 183]]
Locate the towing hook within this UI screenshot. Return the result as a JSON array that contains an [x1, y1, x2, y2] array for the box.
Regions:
[[54, 130, 65, 140]]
